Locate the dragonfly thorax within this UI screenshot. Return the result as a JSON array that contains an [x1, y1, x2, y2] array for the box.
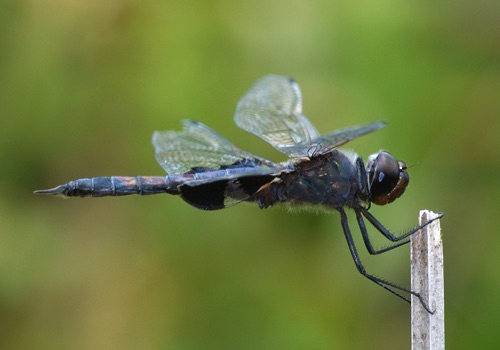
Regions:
[[256, 150, 359, 209]]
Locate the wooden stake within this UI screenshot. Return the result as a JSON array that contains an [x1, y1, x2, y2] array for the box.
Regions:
[[411, 210, 444, 350]]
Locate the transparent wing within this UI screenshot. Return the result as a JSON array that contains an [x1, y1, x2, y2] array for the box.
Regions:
[[234, 75, 320, 157], [152, 120, 278, 175], [289, 121, 388, 156]]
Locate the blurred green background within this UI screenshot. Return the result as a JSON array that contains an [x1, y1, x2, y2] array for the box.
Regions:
[[1, 0, 498, 349]]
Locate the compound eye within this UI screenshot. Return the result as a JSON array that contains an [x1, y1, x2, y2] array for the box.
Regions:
[[367, 151, 409, 205]]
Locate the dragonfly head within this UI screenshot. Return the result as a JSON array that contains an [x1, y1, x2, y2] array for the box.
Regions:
[[366, 151, 409, 206]]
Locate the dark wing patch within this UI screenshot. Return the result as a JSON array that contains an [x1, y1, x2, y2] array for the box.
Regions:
[[179, 174, 276, 210]]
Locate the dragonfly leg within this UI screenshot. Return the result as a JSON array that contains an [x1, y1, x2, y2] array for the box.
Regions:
[[360, 208, 444, 242], [338, 207, 434, 313], [355, 210, 410, 255]]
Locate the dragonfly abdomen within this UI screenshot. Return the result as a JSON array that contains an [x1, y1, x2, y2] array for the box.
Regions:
[[34, 176, 179, 198]]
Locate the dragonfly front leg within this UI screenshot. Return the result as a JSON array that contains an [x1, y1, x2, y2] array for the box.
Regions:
[[355, 210, 410, 255], [360, 207, 444, 242]]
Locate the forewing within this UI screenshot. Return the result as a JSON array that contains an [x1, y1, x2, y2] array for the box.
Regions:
[[234, 75, 320, 156], [152, 120, 278, 174], [288, 121, 388, 156]]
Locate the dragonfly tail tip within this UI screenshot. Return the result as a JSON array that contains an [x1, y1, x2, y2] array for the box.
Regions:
[[33, 185, 67, 196]]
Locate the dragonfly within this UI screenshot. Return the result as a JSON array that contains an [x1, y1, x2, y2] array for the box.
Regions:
[[35, 75, 442, 312]]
